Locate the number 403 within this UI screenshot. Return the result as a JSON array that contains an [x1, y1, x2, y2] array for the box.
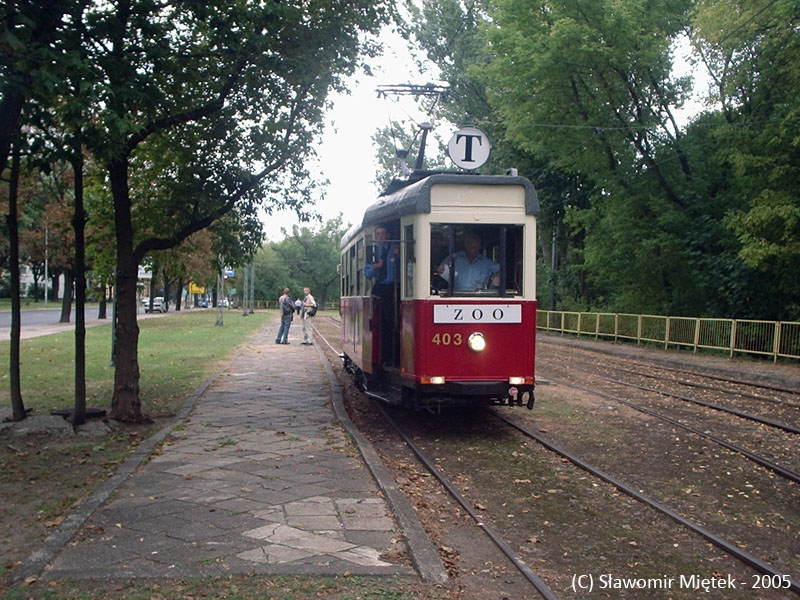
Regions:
[[431, 333, 463, 346]]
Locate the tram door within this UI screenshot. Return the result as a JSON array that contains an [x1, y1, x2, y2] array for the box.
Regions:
[[367, 221, 401, 368]]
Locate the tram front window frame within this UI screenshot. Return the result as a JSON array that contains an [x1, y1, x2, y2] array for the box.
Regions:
[[430, 223, 524, 298]]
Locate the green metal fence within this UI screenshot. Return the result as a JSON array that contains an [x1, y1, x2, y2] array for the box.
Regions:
[[537, 310, 800, 362]]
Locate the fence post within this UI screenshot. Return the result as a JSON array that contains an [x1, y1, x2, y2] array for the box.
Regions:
[[614, 313, 619, 343], [773, 322, 781, 363], [730, 319, 737, 358], [595, 313, 600, 339], [693, 318, 700, 354], [665, 316, 670, 350], [560, 311, 565, 335], [637, 315, 642, 346]]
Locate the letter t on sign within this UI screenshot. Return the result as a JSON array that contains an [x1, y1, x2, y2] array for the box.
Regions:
[[447, 126, 492, 170]]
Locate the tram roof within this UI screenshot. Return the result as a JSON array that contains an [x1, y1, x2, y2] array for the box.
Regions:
[[341, 172, 539, 248]]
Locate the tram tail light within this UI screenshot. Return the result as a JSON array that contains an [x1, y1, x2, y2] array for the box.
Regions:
[[508, 376, 534, 385], [421, 376, 446, 385]]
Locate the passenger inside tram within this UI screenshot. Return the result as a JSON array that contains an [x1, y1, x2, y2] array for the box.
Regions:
[[365, 222, 400, 366], [431, 224, 524, 297], [436, 231, 499, 291]]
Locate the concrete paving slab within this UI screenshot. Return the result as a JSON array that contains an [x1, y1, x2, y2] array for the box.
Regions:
[[15, 315, 446, 584]]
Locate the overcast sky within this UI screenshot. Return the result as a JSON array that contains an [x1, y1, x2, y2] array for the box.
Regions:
[[261, 28, 709, 242], [261, 27, 437, 241]]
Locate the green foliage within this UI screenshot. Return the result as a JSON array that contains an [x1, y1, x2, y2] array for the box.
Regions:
[[408, 0, 800, 320], [256, 215, 347, 306]]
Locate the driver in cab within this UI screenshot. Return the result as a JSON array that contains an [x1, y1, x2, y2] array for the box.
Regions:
[[437, 232, 499, 291]]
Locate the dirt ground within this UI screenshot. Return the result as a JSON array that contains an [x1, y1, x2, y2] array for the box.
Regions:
[[2, 323, 798, 599]]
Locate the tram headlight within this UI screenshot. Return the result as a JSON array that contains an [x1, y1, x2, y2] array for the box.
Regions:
[[467, 332, 487, 352]]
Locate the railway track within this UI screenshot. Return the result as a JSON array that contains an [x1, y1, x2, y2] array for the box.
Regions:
[[537, 338, 800, 404], [313, 317, 800, 598]]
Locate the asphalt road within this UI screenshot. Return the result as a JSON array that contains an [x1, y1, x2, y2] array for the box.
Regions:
[[0, 307, 109, 328]]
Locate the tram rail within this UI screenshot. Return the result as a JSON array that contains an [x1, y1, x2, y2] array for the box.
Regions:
[[537, 337, 800, 396], [599, 364, 800, 409], [313, 317, 800, 598], [543, 376, 800, 484], [493, 411, 800, 595]]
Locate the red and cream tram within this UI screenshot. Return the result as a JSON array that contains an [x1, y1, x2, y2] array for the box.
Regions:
[[340, 172, 539, 410]]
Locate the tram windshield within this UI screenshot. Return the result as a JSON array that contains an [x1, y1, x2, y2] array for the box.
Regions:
[[431, 224, 524, 297]]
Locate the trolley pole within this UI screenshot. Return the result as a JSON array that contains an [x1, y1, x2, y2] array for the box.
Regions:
[[215, 256, 224, 327], [249, 263, 255, 314], [242, 264, 249, 316]]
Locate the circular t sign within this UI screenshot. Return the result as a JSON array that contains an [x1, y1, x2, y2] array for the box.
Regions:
[[447, 127, 492, 170]]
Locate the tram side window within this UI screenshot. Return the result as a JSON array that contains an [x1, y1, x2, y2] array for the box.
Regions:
[[349, 245, 357, 296], [431, 224, 524, 297], [341, 255, 347, 297], [356, 239, 365, 295], [404, 224, 414, 298]]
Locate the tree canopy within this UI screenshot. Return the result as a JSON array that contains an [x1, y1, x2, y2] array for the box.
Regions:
[[406, 0, 800, 319], [2, 0, 390, 422]]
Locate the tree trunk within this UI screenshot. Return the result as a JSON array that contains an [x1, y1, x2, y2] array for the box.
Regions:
[[60, 269, 73, 323], [51, 270, 60, 302], [98, 283, 107, 319], [162, 268, 170, 311], [71, 148, 86, 426], [7, 146, 27, 421], [176, 276, 183, 311], [108, 158, 146, 423]]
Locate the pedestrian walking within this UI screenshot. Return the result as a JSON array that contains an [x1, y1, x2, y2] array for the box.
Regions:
[[301, 286, 317, 345], [275, 288, 294, 344]]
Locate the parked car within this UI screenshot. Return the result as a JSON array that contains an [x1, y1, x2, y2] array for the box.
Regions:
[[197, 299, 208, 308], [142, 296, 168, 313]]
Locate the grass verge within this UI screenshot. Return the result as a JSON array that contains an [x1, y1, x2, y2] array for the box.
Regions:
[[0, 310, 269, 417], [0, 311, 270, 590]]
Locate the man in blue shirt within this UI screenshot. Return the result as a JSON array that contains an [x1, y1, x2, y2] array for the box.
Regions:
[[438, 232, 499, 291], [365, 225, 398, 284], [366, 225, 399, 365]]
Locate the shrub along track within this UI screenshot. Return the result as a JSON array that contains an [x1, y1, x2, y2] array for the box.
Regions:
[[313, 316, 799, 599]]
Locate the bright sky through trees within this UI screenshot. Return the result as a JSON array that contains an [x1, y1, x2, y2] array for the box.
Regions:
[[262, 27, 440, 239]]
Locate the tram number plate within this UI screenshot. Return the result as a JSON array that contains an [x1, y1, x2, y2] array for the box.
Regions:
[[433, 304, 521, 324]]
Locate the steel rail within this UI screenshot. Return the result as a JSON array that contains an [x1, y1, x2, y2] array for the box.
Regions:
[[546, 376, 800, 484], [369, 399, 560, 600], [626, 360, 800, 397], [601, 364, 800, 409], [313, 317, 558, 599], [493, 412, 800, 596], [537, 338, 800, 396], [590, 374, 800, 434]]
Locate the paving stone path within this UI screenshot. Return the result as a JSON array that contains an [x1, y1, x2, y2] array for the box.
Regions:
[[42, 322, 417, 579]]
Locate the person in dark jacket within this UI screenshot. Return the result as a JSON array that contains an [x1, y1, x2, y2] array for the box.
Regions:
[[275, 288, 294, 344]]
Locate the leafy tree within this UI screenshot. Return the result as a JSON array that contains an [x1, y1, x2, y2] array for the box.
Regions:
[[271, 216, 348, 307], [62, 0, 389, 421], [692, 0, 800, 315]]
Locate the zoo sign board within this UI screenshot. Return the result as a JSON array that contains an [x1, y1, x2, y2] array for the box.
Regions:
[[433, 304, 521, 324]]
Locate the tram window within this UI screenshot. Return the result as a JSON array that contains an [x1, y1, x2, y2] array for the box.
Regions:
[[341, 256, 347, 297], [404, 224, 414, 298], [349, 245, 357, 296], [431, 224, 524, 297], [356, 239, 364, 295]]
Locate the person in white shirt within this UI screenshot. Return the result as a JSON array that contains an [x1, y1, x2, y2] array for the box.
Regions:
[[301, 287, 317, 345]]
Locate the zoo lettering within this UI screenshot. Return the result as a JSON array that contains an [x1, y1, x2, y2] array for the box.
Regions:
[[451, 308, 506, 321]]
